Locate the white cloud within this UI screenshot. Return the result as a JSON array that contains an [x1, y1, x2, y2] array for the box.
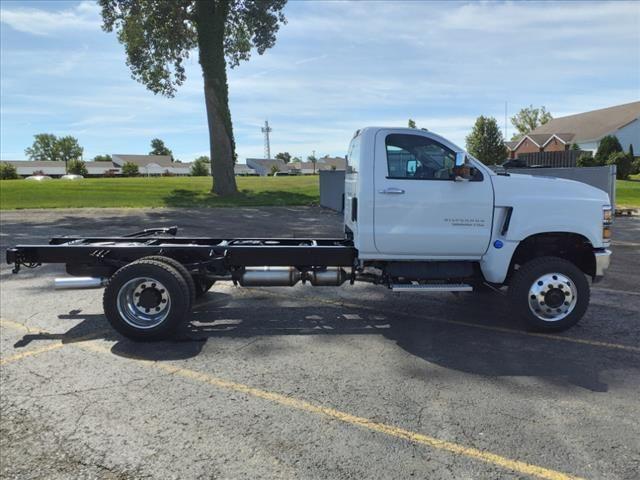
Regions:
[[0, 1, 101, 36]]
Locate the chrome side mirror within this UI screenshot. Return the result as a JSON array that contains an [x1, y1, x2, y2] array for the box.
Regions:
[[455, 152, 467, 167]]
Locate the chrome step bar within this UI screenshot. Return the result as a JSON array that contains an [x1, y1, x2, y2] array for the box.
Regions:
[[391, 283, 473, 292]]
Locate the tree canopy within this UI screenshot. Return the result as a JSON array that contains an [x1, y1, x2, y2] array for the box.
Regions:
[[408, 119, 417, 129], [93, 154, 112, 162], [510, 105, 552, 140], [100, 0, 287, 195], [465, 116, 507, 165], [150, 138, 173, 157], [25, 134, 83, 167], [275, 152, 291, 163], [25, 134, 60, 162]]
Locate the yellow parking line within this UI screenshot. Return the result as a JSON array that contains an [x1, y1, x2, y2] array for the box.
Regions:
[[0, 319, 110, 365], [248, 289, 640, 353], [0, 342, 65, 366], [77, 340, 582, 480], [0, 317, 39, 333], [2, 317, 583, 479]]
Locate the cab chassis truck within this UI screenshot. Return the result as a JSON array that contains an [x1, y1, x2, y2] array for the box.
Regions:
[[6, 128, 613, 340]]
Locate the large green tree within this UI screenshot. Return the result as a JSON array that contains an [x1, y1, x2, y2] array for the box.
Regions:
[[466, 116, 507, 165], [25, 133, 60, 162], [100, 0, 287, 196], [150, 138, 173, 157], [510, 105, 552, 140], [275, 152, 291, 163], [25, 133, 83, 173], [57, 136, 84, 168]]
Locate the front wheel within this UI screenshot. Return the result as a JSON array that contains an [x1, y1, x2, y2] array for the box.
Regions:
[[508, 256, 590, 332]]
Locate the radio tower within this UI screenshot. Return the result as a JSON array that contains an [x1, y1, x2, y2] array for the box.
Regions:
[[261, 120, 272, 159]]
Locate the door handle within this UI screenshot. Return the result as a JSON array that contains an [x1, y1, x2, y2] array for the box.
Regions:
[[378, 188, 405, 194]]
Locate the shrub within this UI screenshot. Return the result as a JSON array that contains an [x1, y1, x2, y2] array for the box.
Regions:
[[631, 157, 640, 176], [162, 169, 175, 177], [32, 170, 45, 176], [607, 152, 632, 180], [270, 165, 280, 175], [576, 152, 598, 167], [0, 162, 18, 180], [67, 159, 88, 176], [594, 135, 622, 165], [121, 162, 139, 177], [190, 157, 210, 176]]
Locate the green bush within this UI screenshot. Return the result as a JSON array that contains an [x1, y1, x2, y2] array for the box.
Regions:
[[190, 157, 210, 176], [607, 152, 632, 180], [122, 162, 139, 177], [0, 162, 19, 180], [594, 135, 622, 165], [631, 157, 640, 176], [576, 152, 598, 167], [67, 159, 88, 176]]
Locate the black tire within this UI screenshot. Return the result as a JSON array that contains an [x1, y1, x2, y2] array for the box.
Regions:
[[103, 259, 192, 341], [508, 256, 590, 332], [141, 256, 196, 306]]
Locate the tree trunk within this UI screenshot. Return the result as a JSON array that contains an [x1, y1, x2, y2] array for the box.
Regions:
[[195, 0, 238, 196]]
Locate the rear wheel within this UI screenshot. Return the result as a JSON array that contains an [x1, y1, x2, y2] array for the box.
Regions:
[[508, 256, 590, 331], [103, 259, 191, 341], [141, 255, 196, 306]]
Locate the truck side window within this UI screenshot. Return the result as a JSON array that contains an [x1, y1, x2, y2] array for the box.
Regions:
[[385, 134, 456, 180], [347, 136, 361, 174]]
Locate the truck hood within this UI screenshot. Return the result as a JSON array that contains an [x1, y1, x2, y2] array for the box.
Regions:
[[490, 173, 610, 247], [492, 173, 610, 206]]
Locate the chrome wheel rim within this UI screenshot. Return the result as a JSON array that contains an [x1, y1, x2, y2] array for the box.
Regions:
[[528, 273, 577, 322], [117, 277, 171, 329]]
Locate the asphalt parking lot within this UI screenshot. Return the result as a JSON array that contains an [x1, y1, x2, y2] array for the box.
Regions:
[[1, 207, 639, 480]]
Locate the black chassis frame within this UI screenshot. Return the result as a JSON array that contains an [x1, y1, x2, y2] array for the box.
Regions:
[[6, 226, 358, 278]]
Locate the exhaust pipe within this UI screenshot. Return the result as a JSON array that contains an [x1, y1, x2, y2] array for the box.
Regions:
[[54, 277, 107, 290], [236, 267, 348, 287], [238, 267, 302, 287]]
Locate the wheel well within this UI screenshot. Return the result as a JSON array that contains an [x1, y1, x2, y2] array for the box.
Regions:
[[508, 233, 595, 282]]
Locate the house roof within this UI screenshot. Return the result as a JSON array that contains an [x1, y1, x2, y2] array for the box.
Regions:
[[317, 156, 347, 169], [528, 101, 640, 143], [112, 154, 174, 167], [505, 141, 518, 151]]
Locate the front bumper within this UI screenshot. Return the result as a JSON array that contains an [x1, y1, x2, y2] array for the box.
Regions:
[[593, 249, 612, 281]]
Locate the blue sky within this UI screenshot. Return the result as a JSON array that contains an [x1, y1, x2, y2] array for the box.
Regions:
[[1, 0, 639, 163]]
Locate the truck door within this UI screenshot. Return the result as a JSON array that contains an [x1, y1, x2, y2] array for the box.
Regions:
[[373, 130, 493, 257]]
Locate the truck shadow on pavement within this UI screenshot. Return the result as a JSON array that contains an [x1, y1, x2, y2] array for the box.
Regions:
[[11, 290, 634, 393]]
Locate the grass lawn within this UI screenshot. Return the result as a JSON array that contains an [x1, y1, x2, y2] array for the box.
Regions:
[[616, 175, 640, 208], [0, 176, 319, 210], [1, 174, 638, 210]]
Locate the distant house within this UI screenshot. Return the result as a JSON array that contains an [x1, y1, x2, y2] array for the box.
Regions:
[[246, 158, 287, 176], [111, 154, 191, 176], [317, 156, 347, 171], [246, 156, 346, 176], [508, 101, 640, 159], [3, 160, 120, 177]]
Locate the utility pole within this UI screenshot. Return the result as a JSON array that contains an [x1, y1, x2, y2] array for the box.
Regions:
[[261, 120, 272, 159]]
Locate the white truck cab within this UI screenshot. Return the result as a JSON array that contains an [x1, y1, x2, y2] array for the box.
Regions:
[[345, 127, 611, 330]]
